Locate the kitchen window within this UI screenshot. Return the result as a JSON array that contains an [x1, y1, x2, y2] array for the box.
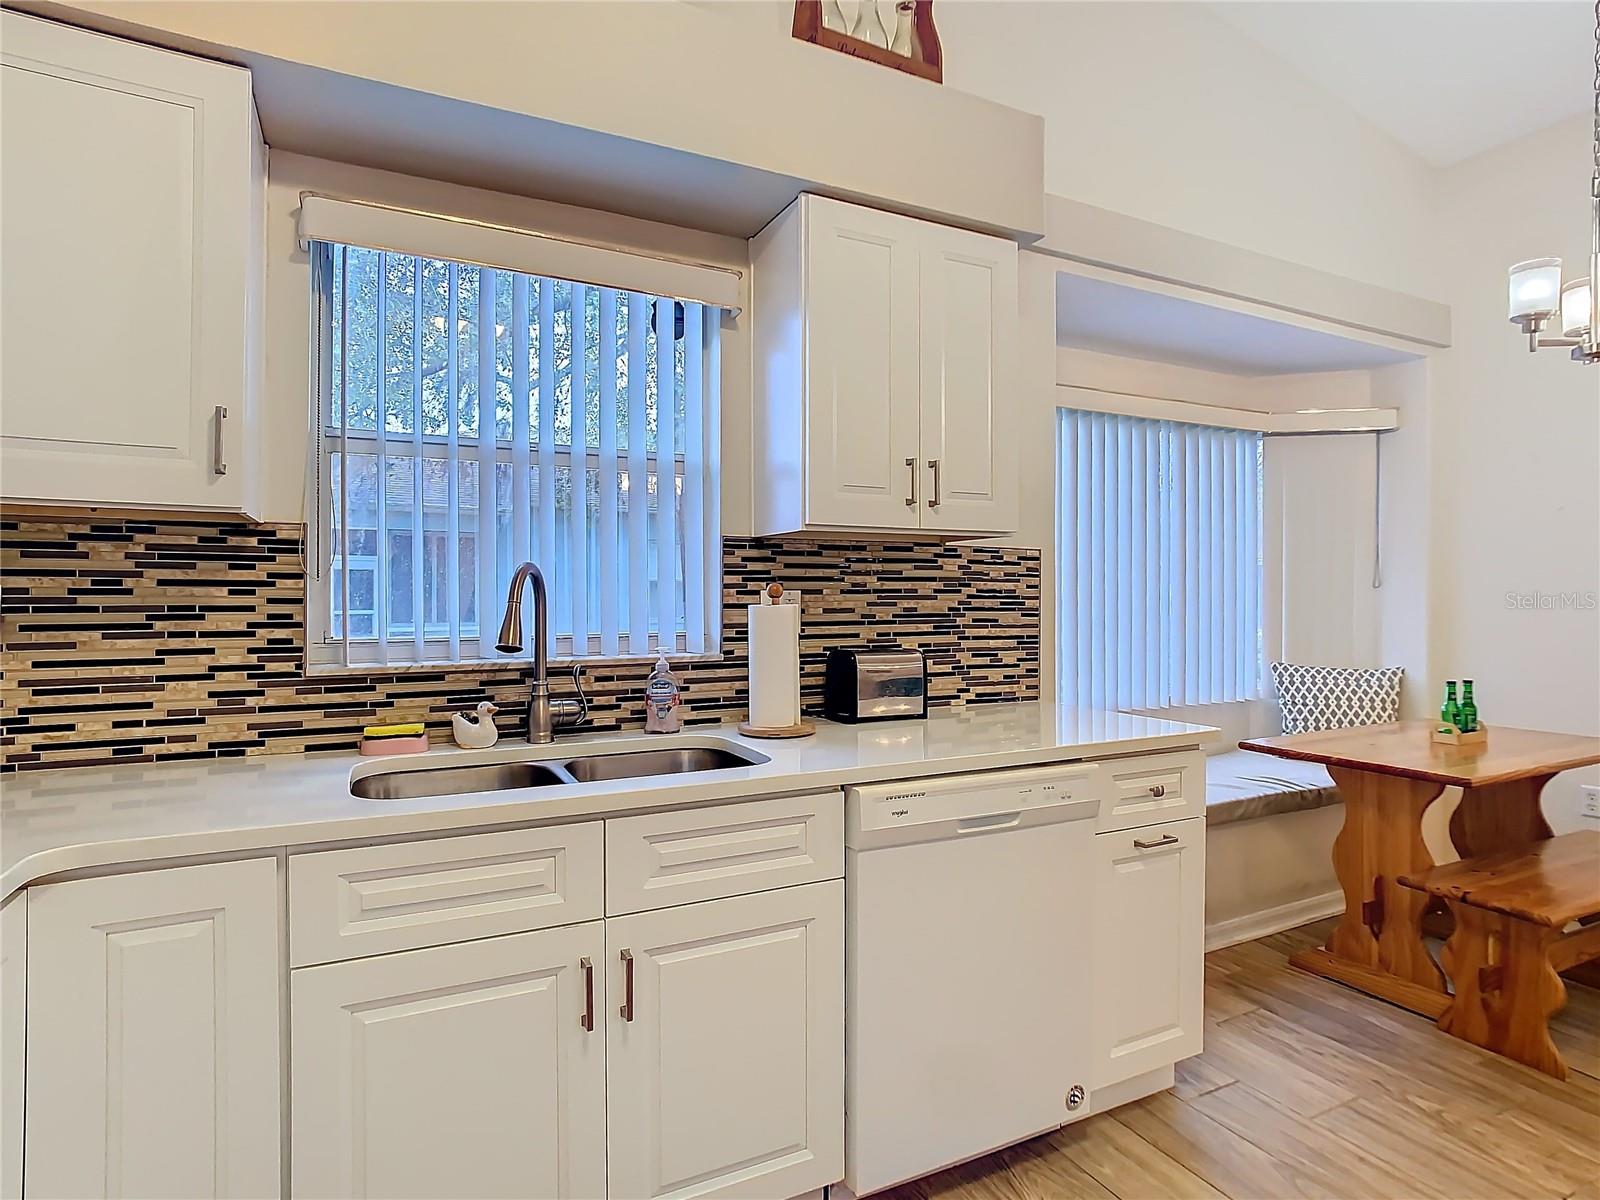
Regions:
[[1058, 408, 1263, 711], [302, 200, 733, 669]]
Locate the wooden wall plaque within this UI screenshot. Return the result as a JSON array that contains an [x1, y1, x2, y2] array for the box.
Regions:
[[792, 0, 944, 84]]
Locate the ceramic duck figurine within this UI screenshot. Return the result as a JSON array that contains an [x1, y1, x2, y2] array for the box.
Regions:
[[451, 701, 500, 750]]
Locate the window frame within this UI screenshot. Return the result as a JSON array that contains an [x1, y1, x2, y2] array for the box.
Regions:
[[303, 242, 720, 673]]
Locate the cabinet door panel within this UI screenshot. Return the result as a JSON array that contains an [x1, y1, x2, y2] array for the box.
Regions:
[[288, 821, 603, 965], [293, 922, 606, 1199], [605, 790, 843, 914], [918, 227, 1018, 533], [607, 882, 844, 1200], [1092, 819, 1204, 1087], [25, 858, 281, 1199], [803, 198, 922, 529], [0, 11, 253, 511]]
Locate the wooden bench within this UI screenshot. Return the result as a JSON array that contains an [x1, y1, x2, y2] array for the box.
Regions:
[[1399, 830, 1600, 1078]]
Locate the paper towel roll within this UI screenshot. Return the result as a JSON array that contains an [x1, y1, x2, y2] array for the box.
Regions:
[[747, 602, 801, 728]]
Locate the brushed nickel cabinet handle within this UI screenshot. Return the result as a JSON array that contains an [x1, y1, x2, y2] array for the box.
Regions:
[[904, 457, 917, 508], [1133, 834, 1180, 850], [620, 948, 635, 1022], [213, 406, 229, 476], [579, 956, 594, 1032], [927, 458, 941, 508], [1148, 784, 1166, 798]]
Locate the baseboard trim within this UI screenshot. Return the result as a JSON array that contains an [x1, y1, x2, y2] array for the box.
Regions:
[[1205, 891, 1344, 952]]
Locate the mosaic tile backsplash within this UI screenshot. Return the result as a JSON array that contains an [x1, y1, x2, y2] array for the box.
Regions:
[[1, 516, 1039, 772]]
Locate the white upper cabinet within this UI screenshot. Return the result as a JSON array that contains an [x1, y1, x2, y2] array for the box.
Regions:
[[790, 201, 923, 530], [0, 11, 265, 516], [918, 227, 1019, 533], [752, 194, 1019, 538], [24, 858, 282, 1199]]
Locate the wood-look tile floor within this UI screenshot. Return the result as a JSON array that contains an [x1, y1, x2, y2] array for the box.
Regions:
[[879, 919, 1600, 1200]]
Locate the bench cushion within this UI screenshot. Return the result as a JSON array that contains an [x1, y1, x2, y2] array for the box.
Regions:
[[1206, 749, 1340, 827]]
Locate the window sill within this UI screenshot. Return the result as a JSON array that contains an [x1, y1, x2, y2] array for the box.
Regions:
[[301, 651, 726, 680]]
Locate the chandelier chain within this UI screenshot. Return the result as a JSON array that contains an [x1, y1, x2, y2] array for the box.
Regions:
[[1593, 0, 1598, 197]]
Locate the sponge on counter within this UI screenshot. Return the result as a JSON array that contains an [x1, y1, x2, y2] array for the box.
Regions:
[[362, 722, 427, 740], [359, 722, 430, 758]]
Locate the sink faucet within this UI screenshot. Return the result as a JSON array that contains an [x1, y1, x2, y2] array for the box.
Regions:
[[496, 562, 587, 744]]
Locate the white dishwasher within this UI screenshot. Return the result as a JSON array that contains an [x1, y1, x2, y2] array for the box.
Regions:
[[843, 763, 1100, 1198]]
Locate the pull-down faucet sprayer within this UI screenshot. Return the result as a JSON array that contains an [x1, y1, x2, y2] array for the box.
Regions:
[[497, 561, 587, 744]]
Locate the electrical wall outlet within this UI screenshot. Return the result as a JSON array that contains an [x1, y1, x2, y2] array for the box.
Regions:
[[1581, 784, 1600, 823]]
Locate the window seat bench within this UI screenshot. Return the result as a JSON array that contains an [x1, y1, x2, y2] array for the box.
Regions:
[[1206, 749, 1340, 827]]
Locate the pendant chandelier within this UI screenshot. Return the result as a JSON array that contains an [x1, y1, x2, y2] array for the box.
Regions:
[[1506, 0, 1600, 364]]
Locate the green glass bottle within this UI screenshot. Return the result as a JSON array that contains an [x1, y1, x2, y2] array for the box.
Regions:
[[1459, 680, 1477, 734], [1441, 681, 1461, 731]]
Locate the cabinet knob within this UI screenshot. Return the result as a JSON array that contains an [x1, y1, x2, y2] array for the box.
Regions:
[[1148, 783, 1166, 798]]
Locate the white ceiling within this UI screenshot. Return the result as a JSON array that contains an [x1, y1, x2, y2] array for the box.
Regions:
[[1055, 272, 1422, 376], [1208, 1, 1594, 167]]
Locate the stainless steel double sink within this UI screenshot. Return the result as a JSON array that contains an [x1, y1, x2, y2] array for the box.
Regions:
[[351, 743, 769, 801]]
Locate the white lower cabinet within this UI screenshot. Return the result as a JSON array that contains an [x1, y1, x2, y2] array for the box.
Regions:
[[292, 921, 608, 1200], [289, 878, 844, 1200], [23, 858, 281, 1199], [605, 882, 844, 1200], [1090, 818, 1205, 1088]]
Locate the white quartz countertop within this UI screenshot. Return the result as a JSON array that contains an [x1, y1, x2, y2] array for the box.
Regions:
[[0, 702, 1216, 899]]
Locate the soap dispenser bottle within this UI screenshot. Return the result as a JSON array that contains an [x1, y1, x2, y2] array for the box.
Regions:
[[644, 654, 684, 733]]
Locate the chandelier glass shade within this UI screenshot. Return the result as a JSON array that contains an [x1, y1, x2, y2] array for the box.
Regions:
[[1507, 0, 1600, 363]]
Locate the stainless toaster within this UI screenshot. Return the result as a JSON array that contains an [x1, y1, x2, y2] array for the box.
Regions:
[[823, 649, 928, 722]]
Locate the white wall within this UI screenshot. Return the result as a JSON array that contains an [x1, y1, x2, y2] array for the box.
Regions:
[[1372, 358, 1436, 721], [1429, 114, 1600, 830], [937, 0, 1441, 297]]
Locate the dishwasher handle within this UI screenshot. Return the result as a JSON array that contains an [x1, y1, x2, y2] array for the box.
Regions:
[[955, 811, 1023, 834]]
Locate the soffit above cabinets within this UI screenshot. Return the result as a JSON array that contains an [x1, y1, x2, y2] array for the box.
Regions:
[[1038, 194, 1451, 353], [18, 0, 1046, 242], [1055, 271, 1426, 378]]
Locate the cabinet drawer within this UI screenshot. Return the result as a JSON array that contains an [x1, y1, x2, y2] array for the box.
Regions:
[[606, 791, 844, 915], [289, 823, 603, 966], [1098, 751, 1205, 832]]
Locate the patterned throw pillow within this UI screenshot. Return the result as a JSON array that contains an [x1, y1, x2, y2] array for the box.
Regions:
[[1269, 662, 1404, 735]]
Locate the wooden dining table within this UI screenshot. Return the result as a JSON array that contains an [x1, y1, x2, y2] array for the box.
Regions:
[[1239, 721, 1600, 1018]]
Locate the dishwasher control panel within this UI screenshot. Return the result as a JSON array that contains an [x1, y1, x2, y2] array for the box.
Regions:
[[846, 762, 1103, 841]]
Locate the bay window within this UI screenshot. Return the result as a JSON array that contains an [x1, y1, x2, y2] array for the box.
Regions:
[[1058, 408, 1264, 711]]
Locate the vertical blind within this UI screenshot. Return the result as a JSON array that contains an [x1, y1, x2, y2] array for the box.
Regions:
[[1058, 409, 1263, 711], [309, 241, 723, 667]]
